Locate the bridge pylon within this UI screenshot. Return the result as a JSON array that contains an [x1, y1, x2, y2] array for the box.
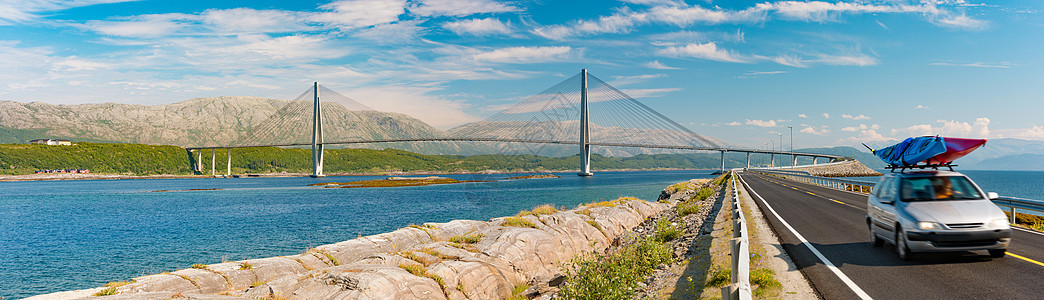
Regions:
[[578, 69, 593, 177], [311, 82, 325, 178]]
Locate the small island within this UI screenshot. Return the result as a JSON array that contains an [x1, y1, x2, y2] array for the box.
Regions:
[[307, 176, 474, 188], [505, 174, 561, 180]]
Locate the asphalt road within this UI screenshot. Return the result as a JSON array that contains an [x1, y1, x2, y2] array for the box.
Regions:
[[737, 171, 1044, 300]]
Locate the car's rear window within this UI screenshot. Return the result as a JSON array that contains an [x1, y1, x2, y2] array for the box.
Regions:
[[900, 176, 982, 201]]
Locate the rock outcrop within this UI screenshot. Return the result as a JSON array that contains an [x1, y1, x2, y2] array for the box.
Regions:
[[773, 160, 881, 177], [28, 199, 667, 300]]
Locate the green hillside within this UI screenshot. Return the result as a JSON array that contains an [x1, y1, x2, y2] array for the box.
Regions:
[[0, 143, 871, 176]]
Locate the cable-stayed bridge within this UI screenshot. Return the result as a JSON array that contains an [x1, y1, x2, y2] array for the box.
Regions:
[[186, 70, 846, 177]]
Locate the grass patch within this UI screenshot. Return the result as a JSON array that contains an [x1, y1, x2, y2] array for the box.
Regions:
[[706, 267, 731, 288], [399, 264, 448, 297], [678, 202, 700, 217], [400, 251, 441, 267], [103, 280, 134, 288], [449, 242, 480, 252], [557, 237, 672, 300], [575, 209, 592, 216], [191, 264, 207, 269], [502, 216, 538, 228], [750, 268, 782, 297], [448, 233, 483, 244], [653, 218, 682, 243], [1031, 222, 1044, 232], [309, 249, 340, 266], [507, 283, 531, 300], [712, 172, 731, 186], [668, 181, 691, 193], [250, 280, 266, 288], [583, 196, 636, 209], [94, 287, 119, 296], [518, 204, 559, 216], [238, 262, 253, 270]]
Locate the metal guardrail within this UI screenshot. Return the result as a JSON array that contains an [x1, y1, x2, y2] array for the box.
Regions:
[[723, 170, 753, 300], [748, 169, 1044, 225]]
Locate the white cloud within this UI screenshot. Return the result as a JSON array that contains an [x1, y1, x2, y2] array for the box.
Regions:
[[746, 119, 777, 127], [822, 113, 830, 118], [931, 12, 988, 30], [471, 46, 575, 64], [52, 57, 111, 71], [611, 74, 666, 86], [725, 121, 742, 126], [841, 124, 880, 132], [798, 114, 808, 118], [1011, 126, 1044, 140], [315, 0, 406, 29], [354, 20, 425, 43], [657, 42, 749, 63], [345, 85, 481, 128], [618, 87, 681, 98], [200, 8, 308, 33], [930, 61, 1012, 68], [842, 129, 890, 143], [645, 60, 680, 69], [619, 0, 685, 5], [0, 0, 139, 25], [739, 70, 787, 78], [85, 14, 190, 38], [914, 105, 929, 110], [409, 0, 520, 17], [841, 114, 870, 120], [892, 118, 991, 138], [800, 126, 829, 136], [443, 18, 512, 36]]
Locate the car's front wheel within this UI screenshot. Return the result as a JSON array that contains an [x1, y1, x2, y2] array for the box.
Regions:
[[896, 227, 914, 260], [989, 249, 1006, 258]]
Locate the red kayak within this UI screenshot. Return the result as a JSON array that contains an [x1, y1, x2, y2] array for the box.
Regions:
[[925, 137, 987, 165]]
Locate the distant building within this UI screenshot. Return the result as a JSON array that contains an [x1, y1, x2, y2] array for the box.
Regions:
[[28, 139, 72, 145]]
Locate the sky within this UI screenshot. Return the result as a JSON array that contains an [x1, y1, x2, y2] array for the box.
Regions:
[[0, 0, 1041, 149]]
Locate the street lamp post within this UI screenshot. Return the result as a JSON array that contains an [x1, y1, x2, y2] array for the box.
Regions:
[[787, 125, 794, 166]]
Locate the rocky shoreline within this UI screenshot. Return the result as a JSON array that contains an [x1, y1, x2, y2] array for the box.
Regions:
[[29, 198, 667, 299]]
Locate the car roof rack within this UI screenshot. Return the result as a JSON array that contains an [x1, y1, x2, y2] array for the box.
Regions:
[[885, 163, 956, 173]]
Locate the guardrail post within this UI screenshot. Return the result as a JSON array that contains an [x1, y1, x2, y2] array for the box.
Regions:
[[1010, 204, 1016, 224]]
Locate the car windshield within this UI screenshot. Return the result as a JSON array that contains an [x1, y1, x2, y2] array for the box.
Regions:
[[900, 176, 982, 201]]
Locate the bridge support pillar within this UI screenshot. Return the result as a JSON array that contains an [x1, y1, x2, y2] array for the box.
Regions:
[[719, 150, 725, 172], [196, 150, 202, 172], [311, 82, 325, 178], [578, 69, 593, 177], [226, 148, 231, 176], [770, 153, 775, 168], [745, 152, 750, 169], [210, 149, 215, 176], [813, 157, 818, 165], [793, 155, 797, 167]]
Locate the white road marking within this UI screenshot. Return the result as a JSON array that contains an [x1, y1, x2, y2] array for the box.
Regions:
[[1014, 227, 1044, 237], [739, 173, 874, 300]]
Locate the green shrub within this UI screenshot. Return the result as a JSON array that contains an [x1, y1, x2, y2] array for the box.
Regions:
[[557, 237, 672, 300], [191, 264, 207, 269], [94, 287, 119, 296], [653, 218, 682, 243], [693, 187, 716, 202], [706, 267, 731, 288], [678, 202, 700, 217], [750, 268, 781, 296]]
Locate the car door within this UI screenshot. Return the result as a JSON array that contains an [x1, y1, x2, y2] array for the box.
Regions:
[[870, 177, 899, 241]]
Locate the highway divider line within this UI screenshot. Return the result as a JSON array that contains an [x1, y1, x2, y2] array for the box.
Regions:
[[738, 172, 873, 300]]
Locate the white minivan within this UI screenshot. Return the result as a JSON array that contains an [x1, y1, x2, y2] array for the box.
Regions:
[[866, 170, 1011, 260]]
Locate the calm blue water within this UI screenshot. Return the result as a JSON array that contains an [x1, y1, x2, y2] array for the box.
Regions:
[[0, 170, 715, 299]]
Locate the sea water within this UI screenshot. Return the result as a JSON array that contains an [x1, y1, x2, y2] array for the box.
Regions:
[[0, 170, 715, 299]]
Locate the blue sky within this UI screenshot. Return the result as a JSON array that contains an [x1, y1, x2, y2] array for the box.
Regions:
[[0, 0, 1041, 149]]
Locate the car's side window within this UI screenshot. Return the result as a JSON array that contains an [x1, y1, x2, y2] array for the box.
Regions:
[[873, 177, 891, 197], [878, 178, 896, 201]]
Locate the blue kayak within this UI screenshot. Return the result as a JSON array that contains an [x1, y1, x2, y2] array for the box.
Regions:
[[873, 136, 947, 166]]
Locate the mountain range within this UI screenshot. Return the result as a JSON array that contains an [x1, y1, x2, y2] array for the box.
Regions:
[[3, 97, 1043, 170]]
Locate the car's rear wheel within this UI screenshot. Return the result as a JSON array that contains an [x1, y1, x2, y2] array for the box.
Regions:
[[869, 223, 883, 247], [896, 227, 914, 260], [989, 249, 1006, 258]]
